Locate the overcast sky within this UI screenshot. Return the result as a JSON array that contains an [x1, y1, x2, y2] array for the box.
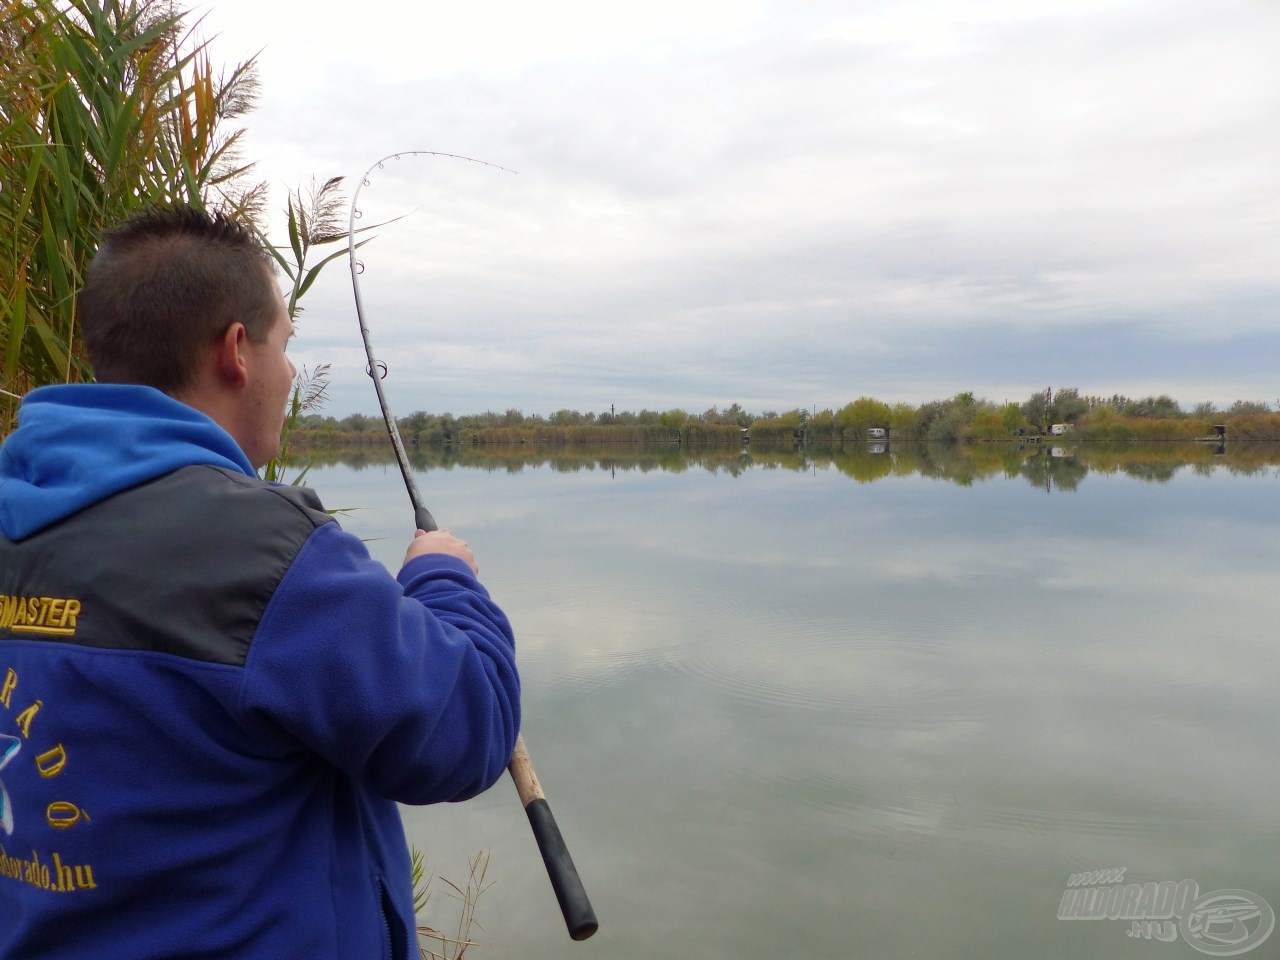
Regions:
[[198, 0, 1278, 418]]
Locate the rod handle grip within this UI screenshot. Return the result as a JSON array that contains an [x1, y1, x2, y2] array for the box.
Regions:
[[523, 798, 599, 940], [509, 737, 598, 940]]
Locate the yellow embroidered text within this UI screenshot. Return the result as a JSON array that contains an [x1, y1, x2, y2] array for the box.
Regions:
[[0, 596, 80, 637], [0, 844, 96, 892]]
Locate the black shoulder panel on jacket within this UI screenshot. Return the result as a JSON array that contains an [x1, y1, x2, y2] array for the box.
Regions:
[[0, 466, 335, 666]]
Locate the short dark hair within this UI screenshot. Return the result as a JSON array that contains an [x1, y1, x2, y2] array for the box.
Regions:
[[80, 205, 280, 392]]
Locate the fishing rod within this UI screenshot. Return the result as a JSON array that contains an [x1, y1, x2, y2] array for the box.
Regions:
[[347, 152, 598, 942]]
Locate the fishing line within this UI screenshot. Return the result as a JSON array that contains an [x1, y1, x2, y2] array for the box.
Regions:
[[346, 152, 598, 941], [347, 151, 514, 531]]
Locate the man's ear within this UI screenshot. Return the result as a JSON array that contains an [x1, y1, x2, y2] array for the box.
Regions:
[[215, 322, 250, 389]]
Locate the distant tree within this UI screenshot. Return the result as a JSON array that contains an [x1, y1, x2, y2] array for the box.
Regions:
[[836, 396, 892, 440], [1098, 394, 1131, 414], [810, 407, 837, 430], [399, 411, 431, 442], [1229, 400, 1271, 415], [1022, 390, 1052, 432], [926, 405, 970, 442], [1125, 395, 1183, 418], [967, 407, 1005, 441], [659, 409, 688, 432], [341, 413, 377, 434], [912, 400, 947, 439], [1051, 387, 1088, 423], [777, 410, 804, 432], [889, 402, 917, 438], [1000, 403, 1025, 434]]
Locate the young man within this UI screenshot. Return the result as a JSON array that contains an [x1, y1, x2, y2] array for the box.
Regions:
[[0, 207, 520, 959]]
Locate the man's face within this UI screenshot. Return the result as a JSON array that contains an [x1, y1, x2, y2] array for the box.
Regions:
[[241, 291, 297, 470]]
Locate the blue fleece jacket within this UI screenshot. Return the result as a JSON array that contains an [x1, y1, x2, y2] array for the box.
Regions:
[[0, 385, 520, 959]]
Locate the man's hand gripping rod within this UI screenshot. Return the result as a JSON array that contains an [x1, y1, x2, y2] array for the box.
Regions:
[[348, 152, 598, 941]]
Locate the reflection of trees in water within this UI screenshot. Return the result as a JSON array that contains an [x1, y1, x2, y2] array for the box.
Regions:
[[1018, 452, 1088, 492], [293, 441, 1280, 490], [880, 443, 1019, 487], [1119, 462, 1181, 483], [832, 451, 895, 483]]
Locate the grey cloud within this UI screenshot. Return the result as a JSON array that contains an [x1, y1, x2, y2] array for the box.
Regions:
[[216, 0, 1278, 416]]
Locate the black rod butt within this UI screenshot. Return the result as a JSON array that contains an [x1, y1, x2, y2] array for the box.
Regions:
[[524, 798, 598, 940]]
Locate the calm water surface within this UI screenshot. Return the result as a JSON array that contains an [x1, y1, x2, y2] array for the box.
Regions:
[[306, 443, 1280, 960]]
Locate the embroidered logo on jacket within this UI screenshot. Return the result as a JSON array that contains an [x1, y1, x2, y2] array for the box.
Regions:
[[0, 596, 80, 637], [0, 668, 96, 893], [0, 735, 18, 835]]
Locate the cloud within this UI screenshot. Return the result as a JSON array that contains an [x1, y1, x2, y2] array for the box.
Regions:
[[202, 0, 1279, 415]]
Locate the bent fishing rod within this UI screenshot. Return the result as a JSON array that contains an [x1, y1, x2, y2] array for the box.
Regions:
[[348, 151, 598, 942]]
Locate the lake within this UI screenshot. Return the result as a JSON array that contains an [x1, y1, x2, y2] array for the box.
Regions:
[[303, 441, 1280, 960]]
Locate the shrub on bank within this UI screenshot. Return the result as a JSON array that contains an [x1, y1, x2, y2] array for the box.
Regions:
[[1224, 412, 1280, 440], [1075, 416, 1209, 441]]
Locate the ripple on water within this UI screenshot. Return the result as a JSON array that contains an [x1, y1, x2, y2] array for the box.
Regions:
[[757, 759, 1280, 881], [508, 573, 1060, 719], [651, 600, 990, 719]]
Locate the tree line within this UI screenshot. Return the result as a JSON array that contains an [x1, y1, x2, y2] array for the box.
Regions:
[[287, 389, 1280, 445]]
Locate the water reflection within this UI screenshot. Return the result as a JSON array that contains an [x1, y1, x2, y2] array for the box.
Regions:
[[293, 440, 1280, 491], [303, 441, 1280, 960]]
